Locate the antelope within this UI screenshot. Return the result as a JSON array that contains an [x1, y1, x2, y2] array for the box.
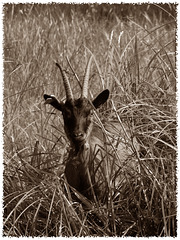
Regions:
[[44, 57, 138, 201]]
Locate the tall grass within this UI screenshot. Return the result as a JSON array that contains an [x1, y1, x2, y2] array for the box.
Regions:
[[3, 3, 177, 237]]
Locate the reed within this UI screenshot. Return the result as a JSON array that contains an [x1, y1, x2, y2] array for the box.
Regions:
[[3, 3, 177, 237]]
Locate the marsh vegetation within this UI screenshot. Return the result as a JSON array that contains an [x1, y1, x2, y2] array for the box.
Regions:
[[3, 3, 177, 237]]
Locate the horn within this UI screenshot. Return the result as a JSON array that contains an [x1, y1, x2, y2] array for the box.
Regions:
[[56, 63, 73, 101], [81, 55, 93, 98]]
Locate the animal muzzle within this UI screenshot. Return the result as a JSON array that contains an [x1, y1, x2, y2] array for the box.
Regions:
[[72, 131, 86, 143]]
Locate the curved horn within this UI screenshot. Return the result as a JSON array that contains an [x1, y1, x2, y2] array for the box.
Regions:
[[56, 63, 73, 101], [81, 55, 93, 98]]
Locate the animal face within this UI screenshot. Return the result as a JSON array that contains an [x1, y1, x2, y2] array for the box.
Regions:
[[62, 98, 93, 146], [44, 90, 109, 148]]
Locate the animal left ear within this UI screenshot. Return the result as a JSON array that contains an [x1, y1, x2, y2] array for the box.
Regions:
[[92, 89, 109, 109], [44, 94, 63, 111]]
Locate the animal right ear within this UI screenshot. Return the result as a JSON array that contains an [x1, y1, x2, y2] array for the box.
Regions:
[[44, 94, 63, 111], [92, 89, 109, 109]]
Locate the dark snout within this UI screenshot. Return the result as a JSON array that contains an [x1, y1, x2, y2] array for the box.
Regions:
[[72, 131, 86, 143]]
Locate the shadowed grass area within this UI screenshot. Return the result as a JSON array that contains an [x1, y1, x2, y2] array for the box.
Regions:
[[3, 3, 177, 237]]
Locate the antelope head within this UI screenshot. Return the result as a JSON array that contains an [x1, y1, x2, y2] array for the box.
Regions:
[[44, 58, 109, 151]]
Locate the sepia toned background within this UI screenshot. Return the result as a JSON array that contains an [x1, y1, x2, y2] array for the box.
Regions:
[[3, 3, 177, 237]]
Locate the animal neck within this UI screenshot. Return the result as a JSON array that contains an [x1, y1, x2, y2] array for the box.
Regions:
[[71, 139, 90, 156]]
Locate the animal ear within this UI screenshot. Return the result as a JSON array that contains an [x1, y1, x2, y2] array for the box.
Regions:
[[44, 94, 63, 111], [92, 89, 109, 109]]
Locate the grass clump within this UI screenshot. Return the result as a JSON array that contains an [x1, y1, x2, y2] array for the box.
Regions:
[[3, 3, 177, 237]]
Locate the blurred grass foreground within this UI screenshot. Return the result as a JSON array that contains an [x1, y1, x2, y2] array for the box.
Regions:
[[3, 3, 177, 237]]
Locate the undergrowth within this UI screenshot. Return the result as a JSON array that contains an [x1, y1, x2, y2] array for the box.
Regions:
[[3, 3, 177, 237]]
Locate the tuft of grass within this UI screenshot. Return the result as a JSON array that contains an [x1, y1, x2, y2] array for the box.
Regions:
[[3, 3, 177, 237]]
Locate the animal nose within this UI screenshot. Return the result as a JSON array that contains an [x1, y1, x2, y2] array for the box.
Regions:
[[73, 132, 83, 138]]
